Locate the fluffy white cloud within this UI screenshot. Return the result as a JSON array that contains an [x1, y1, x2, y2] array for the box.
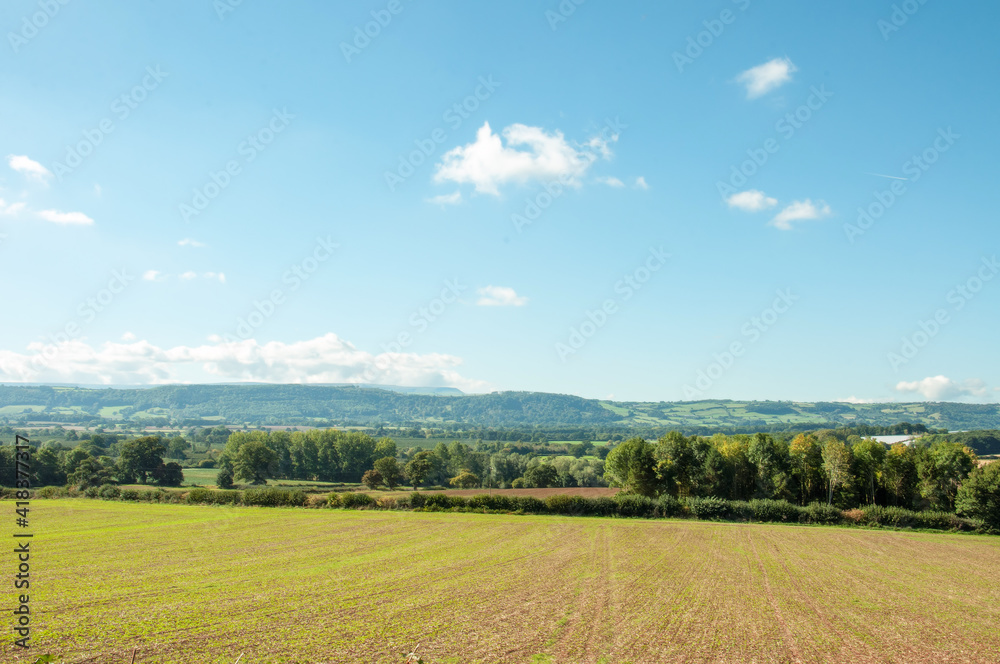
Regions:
[[7, 154, 52, 182], [426, 191, 462, 206], [121, 332, 136, 341], [0, 333, 489, 393], [142, 270, 163, 282], [204, 272, 226, 283], [36, 209, 94, 225], [736, 57, 797, 99], [476, 285, 527, 307], [433, 122, 614, 195], [770, 199, 831, 230], [727, 189, 778, 212], [597, 176, 625, 188], [178, 238, 206, 248], [179, 271, 198, 280], [895, 376, 989, 401], [634, 176, 649, 190]]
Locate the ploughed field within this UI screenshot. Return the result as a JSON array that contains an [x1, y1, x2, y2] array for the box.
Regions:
[[16, 501, 1000, 664]]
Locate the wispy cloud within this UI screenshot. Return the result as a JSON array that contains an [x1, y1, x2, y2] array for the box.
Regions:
[[7, 155, 52, 183], [634, 176, 649, 190], [726, 189, 777, 212], [597, 176, 625, 188], [142, 270, 164, 282], [476, 285, 527, 307], [426, 191, 462, 206], [178, 238, 206, 248], [769, 199, 831, 230], [434, 122, 614, 195], [736, 57, 797, 99], [36, 209, 94, 225], [0, 199, 26, 216]]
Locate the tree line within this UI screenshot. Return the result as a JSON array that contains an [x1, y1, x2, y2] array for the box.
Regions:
[[605, 431, 980, 512]]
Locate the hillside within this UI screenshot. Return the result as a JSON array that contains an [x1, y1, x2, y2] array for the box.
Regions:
[[1, 384, 999, 432]]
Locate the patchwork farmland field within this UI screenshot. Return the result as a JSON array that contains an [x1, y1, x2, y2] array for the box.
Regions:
[[13, 501, 1000, 664]]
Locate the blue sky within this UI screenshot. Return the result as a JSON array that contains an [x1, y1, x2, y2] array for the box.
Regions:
[[1, 0, 998, 403]]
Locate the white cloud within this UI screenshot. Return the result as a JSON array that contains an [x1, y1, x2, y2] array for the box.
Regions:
[[433, 122, 613, 195], [121, 332, 136, 341], [736, 57, 797, 99], [7, 155, 52, 183], [895, 376, 989, 401], [426, 191, 462, 206], [769, 199, 831, 230], [142, 270, 164, 282], [835, 396, 882, 404], [178, 238, 206, 248], [204, 272, 226, 283], [0, 333, 489, 393], [727, 189, 778, 212], [179, 271, 198, 280], [634, 176, 649, 190], [597, 176, 625, 188], [0, 199, 26, 216], [476, 285, 527, 307], [36, 209, 94, 225]]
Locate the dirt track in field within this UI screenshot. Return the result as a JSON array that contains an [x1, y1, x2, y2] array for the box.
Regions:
[[12, 501, 1000, 664]]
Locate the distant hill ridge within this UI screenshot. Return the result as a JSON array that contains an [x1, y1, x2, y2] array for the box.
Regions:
[[1, 384, 998, 432]]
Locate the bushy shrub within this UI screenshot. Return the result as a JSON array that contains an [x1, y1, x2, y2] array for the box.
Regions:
[[306, 495, 328, 508], [684, 496, 731, 521], [467, 494, 515, 511], [654, 495, 683, 518], [38, 486, 65, 499], [422, 493, 467, 510], [748, 499, 801, 523], [340, 492, 375, 509], [614, 493, 656, 518], [120, 488, 142, 501], [327, 492, 342, 508], [84, 486, 100, 499], [376, 496, 398, 510], [242, 487, 301, 507], [800, 501, 843, 525], [404, 492, 424, 508], [910, 510, 970, 531], [142, 489, 164, 502], [859, 505, 912, 528], [185, 488, 243, 505], [98, 484, 121, 500], [513, 496, 545, 513], [545, 495, 575, 514]]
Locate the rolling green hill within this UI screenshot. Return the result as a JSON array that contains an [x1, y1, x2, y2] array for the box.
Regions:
[[1, 384, 998, 432]]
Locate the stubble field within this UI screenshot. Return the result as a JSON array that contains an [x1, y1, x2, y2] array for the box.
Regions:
[[10, 500, 1000, 664]]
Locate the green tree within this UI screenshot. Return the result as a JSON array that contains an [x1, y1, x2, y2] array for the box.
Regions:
[[362, 469, 383, 490], [604, 437, 658, 496], [405, 451, 433, 489], [956, 462, 1000, 530], [234, 439, 278, 485], [69, 457, 114, 489], [523, 464, 558, 488], [880, 443, 916, 506], [118, 436, 167, 484], [154, 461, 184, 487], [789, 433, 824, 505], [450, 471, 481, 488], [822, 439, 851, 505], [166, 437, 191, 460], [851, 438, 886, 505], [373, 456, 401, 490], [216, 466, 235, 489]]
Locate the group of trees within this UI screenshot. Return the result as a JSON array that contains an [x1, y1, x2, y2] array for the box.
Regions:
[[605, 431, 982, 512], [0, 434, 183, 489], [216, 429, 395, 486]]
